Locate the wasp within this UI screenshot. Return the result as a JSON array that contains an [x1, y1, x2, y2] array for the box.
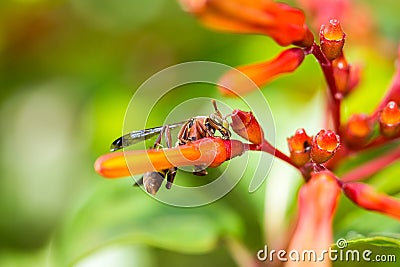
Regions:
[[110, 100, 231, 195]]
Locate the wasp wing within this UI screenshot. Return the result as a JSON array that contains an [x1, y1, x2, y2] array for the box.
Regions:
[[110, 121, 186, 151]]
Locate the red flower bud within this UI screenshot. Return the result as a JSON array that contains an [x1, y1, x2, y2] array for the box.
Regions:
[[230, 109, 264, 144], [310, 129, 340, 164], [320, 19, 346, 61], [343, 182, 400, 220], [379, 101, 400, 138], [218, 48, 305, 96], [343, 113, 373, 148], [332, 53, 350, 96], [287, 128, 312, 167]]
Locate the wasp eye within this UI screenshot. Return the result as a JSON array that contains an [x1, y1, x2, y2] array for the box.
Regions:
[[210, 113, 222, 125]]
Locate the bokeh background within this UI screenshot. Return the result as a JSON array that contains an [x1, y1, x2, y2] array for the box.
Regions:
[[1, 0, 400, 266]]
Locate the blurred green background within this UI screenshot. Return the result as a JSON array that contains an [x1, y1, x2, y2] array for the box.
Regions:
[[1, 0, 400, 266]]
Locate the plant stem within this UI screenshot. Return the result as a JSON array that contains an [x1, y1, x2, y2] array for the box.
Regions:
[[248, 141, 298, 169], [341, 146, 400, 182], [310, 43, 342, 133], [371, 50, 400, 119], [350, 136, 400, 153]]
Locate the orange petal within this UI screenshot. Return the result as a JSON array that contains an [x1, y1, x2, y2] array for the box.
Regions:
[[285, 171, 341, 267], [218, 48, 305, 96], [180, 0, 309, 46], [95, 137, 245, 178], [342, 182, 400, 220]]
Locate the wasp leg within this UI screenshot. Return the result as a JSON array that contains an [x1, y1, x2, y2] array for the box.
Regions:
[[152, 125, 166, 149], [165, 167, 177, 189], [192, 120, 209, 176], [197, 118, 214, 137], [177, 119, 192, 145], [164, 125, 178, 189], [142, 126, 168, 195]]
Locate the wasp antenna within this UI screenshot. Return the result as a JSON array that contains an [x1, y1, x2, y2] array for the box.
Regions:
[[223, 113, 232, 120], [212, 99, 223, 116]]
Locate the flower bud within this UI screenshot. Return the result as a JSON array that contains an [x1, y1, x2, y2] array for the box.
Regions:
[[310, 129, 340, 164], [379, 101, 400, 138], [320, 19, 346, 61], [343, 182, 400, 220], [332, 54, 350, 96], [287, 128, 312, 167], [218, 48, 305, 96], [230, 109, 264, 144], [343, 114, 373, 148]]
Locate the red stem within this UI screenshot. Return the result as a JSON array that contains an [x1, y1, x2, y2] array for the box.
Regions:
[[248, 140, 299, 169], [341, 146, 400, 182], [310, 43, 342, 133], [347, 134, 400, 154], [371, 48, 400, 119]]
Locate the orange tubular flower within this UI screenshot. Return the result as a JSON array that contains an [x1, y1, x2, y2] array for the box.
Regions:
[[95, 137, 246, 178], [285, 171, 341, 267], [179, 0, 312, 46], [342, 182, 400, 220], [218, 48, 305, 96]]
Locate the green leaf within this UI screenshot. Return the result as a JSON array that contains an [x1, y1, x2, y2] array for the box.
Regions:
[[52, 179, 243, 266], [332, 236, 400, 267]]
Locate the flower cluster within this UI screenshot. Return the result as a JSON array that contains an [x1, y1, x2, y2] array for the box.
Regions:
[[178, 0, 400, 265], [95, 0, 400, 266]]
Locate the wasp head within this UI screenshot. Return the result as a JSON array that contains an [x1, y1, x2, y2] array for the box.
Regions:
[[210, 100, 231, 139]]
